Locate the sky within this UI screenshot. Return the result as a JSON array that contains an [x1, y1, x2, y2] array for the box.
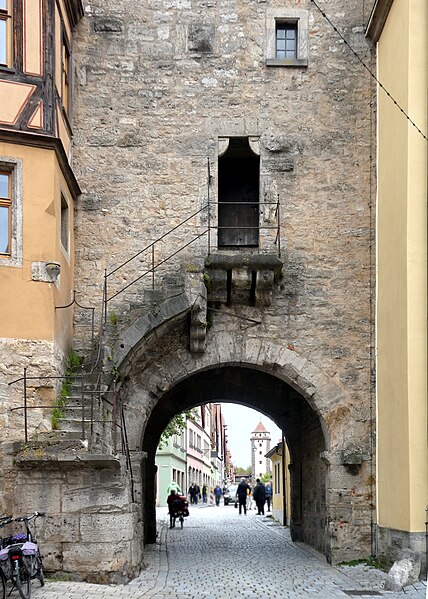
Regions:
[[219, 403, 283, 468]]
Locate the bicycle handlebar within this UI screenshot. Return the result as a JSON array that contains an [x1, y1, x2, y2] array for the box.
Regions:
[[14, 512, 45, 523], [0, 516, 14, 528]]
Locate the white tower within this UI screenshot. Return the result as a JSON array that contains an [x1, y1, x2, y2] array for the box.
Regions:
[[250, 421, 271, 481]]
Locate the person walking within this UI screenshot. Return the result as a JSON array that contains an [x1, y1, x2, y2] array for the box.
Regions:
[[265, 480, 273, 512], [253, 478, 266, 515], [236, 477, 250, 515], [202, 484, 208, 504], [214, 484, 222, 506], [188, 482, 200, 505]]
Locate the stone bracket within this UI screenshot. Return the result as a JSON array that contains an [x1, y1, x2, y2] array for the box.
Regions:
[[189, 285, 208, 354], [204, 252, 282, 307]]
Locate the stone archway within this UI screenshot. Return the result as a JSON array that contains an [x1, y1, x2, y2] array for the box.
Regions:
[[141, 365, 328, 554], [115, 315, 373, 566]]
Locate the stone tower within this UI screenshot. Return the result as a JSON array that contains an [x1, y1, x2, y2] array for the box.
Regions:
[[251, 421, 271, 480], [0, 0, 394, 581]]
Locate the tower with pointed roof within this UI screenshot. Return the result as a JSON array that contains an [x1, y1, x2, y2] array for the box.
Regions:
[[250, 421, 271, 481]]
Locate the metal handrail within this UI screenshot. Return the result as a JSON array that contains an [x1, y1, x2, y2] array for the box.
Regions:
[[8, 163, 282, 486], [106, 205, 208, 278]]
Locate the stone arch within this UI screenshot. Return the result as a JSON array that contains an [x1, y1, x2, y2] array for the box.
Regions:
[[113, 308, 370, 565]]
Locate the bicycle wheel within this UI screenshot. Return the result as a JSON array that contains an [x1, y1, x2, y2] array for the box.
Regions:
[[0, 570, 6, 599], [14, 562, 31, 599]]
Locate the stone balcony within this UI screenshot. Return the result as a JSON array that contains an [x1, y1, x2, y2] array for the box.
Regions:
[[204, 252, 283, 307]]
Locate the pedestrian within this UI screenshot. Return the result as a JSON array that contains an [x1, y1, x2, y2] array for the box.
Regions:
[[202, 484, 208, 504], [265, 479, 273, 512], [166, 489, 178, 528], [253, 478, 266, 515], [246, 484, 253, 511], [214, 484, 222, 506], [236, 477, 250, 515], [188, 482, 200, 505], [166, 480, 182, 495]]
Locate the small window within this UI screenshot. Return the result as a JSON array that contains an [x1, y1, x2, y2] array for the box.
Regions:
[[0, 0, 12, 67], [0, 170, 11, 255], [60, 194, 69, 252], [266, 8, 308, 67], [276, 23, 297, 60], [61, 33, 70, 114]]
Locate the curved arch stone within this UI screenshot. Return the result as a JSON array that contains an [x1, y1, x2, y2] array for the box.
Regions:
[[114, 315, 371, 566], [115, 317, 350, 453]]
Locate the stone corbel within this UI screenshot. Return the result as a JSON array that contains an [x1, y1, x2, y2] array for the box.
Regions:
[[248, 136, 260, 156], [190, 289, 208, 354], [218, 137, 229, 157], [255, 269, 275, 306]]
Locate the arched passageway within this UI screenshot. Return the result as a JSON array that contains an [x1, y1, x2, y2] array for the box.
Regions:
[[141, 365, 328, 555]]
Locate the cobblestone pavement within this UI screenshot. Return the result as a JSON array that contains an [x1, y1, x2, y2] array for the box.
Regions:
[[30, 505, 427, 599]]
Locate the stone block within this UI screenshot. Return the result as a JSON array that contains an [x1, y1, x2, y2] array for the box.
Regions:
[[80, 512, 134, 543], [62, 483, 130, 512], [385, 549, 421, 591]]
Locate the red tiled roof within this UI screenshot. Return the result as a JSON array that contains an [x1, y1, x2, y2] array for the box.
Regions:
[[253, 420, 268, 433]]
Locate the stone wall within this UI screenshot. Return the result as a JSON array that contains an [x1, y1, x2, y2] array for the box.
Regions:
[[0, 339, 64, 445], [68, 0, 376, 573], [0, 442, 141, 584]]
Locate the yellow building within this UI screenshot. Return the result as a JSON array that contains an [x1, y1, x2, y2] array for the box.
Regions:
[[367, 0, 427, 569], [266, 440, 291, 527], [0, 0, 82, 434]]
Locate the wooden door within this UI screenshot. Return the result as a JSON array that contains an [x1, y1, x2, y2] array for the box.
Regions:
[[218, 139, 260, 247]]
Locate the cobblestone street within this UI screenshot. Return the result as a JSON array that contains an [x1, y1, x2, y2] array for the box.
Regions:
[[30, 504, 426, 599]]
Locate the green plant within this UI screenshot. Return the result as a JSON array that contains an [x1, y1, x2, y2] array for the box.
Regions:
[[51, 397, 67, 430], [109, 310, 118, 326], [51, 349, 81, 430], [68, 350, 82, 369], [158, 409, 198, 449], [203, 272, 212, 292], [338, 557, 383, 570]]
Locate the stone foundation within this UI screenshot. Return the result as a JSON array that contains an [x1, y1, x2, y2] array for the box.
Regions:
[[0, 441, 142, 584], [377, 526, 427, 578]]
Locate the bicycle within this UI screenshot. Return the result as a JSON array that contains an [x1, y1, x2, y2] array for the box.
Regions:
[[0, 515, 14, 599], [169, 496, 189, 529], [0, 512, 45, 599]]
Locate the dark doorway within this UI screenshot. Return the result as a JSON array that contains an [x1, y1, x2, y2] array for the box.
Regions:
[[218, 137, 260, 247]]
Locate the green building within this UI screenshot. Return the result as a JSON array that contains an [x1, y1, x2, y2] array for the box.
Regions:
[[156, 432, 187, 507]]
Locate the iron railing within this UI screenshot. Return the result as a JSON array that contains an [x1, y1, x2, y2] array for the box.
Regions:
[[7, 164, 282, 505]]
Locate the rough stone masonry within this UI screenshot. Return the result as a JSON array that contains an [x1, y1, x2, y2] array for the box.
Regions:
[[22, 0, 376, 579]]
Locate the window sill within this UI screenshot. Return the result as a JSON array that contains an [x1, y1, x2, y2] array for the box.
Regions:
[[0, 66, 16, 74], [265, 58, 308, 67]]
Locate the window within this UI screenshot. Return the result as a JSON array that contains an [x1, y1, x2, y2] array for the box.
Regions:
[[0, 170, 11, 255], [266, 9, 308, 67], [218, 137, 260, 248], [276, 22, 297, 60], [0, 0, 12, 67], [60, 194, 69, 253], [0, 158, 22, 266], [61, 33, 70, 114]]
